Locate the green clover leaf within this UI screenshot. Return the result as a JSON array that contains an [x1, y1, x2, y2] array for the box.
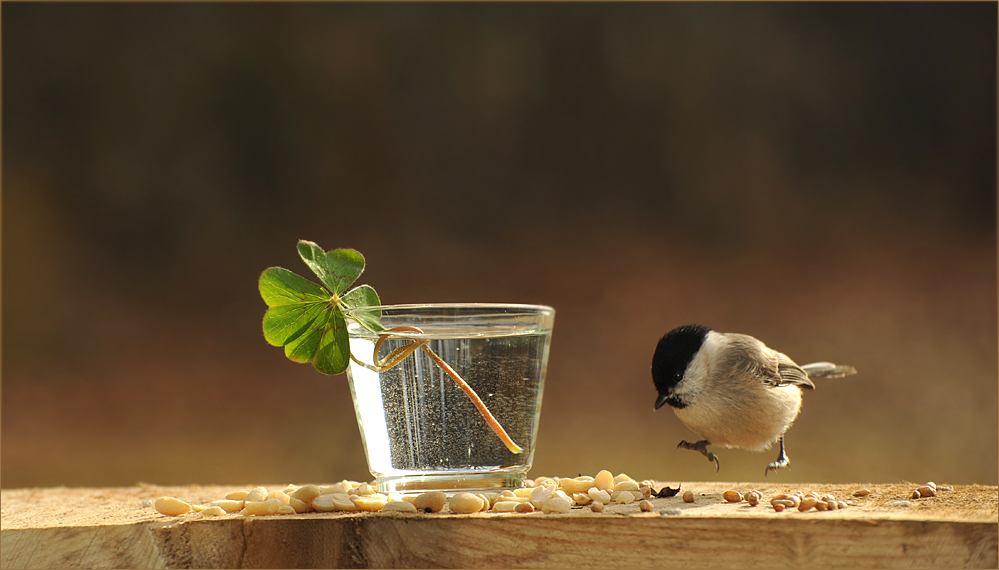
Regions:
[[259, 241, 382, 375]]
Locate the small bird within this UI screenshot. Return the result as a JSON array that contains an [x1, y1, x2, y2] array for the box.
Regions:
[[651, 324, 856, 475]]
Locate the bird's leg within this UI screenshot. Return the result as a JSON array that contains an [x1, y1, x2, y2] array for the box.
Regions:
[[677, 440, 720, 472], [765, 436, 790, 476]]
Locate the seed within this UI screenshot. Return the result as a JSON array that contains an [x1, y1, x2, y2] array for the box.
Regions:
[[530, 485, 555, 509], [773, 504, 786, 512], [413, 491, 447, 513], [210, 500, 245, 513], [911, 489, 921, 499], [925, 481, 937, 491], [639, 500, 654, 512], [723, 490, 742, 503], [354, 483, 377, 496], [242, 498, 284, 516], [558, 478, 583, 494], [155, 497, 192, 517], [814, 501, 828, 511], [595, 470, 615, 491], [916, 486, 936, 498], [285, 497, 308, 513], [534, 476, 557, 488], [572, 492, 592, 506], [449, 493, 485, 514], [513, 487, 534, 498], [492, 501, 520, 512], [613, 480, 640, 492], [590, 501, 604, 513], [291, 485, 322, 505], [588, 488, 611, 504], [822, 494, 836, 503], [542, 495, 572, 514], [745, 492, 760, 506], [515, 502, 536, 513], [853, 489, 870, 497], [614, 473, 636, 484], [199, 506, 226, 516], [319, 483, 351, 495], [825, 500, 839, 511], [190, 504, 206, 512], [276, 504, 296, 515], [798, 496, 817, 512], [382, 501, 418, 513], [311, 495, 337, 512], [245, 486, 269, 503], [226, 490, 249, 501], [611, 490, 636, 504], [268, 490, 291, 505], [313, 494, 355, 512], [836, 501, 848, 509], [640, 486, 653, 500], [771, 499, 795, 508], [682, 491, 694, 503], [353, 495, 388, 512]]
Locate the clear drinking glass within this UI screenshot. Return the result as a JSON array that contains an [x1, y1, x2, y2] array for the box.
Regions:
[[344, 303, 555, 495]]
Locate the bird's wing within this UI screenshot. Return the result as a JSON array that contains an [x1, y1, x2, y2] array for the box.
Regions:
[[722, 334, 815, 389], [775, 352, 815, 389]]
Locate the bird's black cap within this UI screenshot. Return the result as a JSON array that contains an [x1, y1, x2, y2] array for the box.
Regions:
[[652, 324, 711, 410]]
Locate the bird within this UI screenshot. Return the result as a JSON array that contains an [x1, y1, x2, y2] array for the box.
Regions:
[[651, 324, 856, 475]]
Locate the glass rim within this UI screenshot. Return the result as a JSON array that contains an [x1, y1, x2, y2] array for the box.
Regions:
[[343, 302, 555, 316]]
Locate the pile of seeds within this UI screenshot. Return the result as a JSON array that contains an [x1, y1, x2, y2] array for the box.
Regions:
[[151, 470, 656, 517], [151, 477, 956, 518]]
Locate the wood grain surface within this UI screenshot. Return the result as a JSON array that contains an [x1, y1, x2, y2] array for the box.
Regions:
[[2, 482, 996, 569]]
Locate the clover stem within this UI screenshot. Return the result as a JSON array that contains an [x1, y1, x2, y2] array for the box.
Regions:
[[367, 325, 524, 455]]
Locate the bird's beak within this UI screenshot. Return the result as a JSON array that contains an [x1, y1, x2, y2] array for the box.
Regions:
[[654, 391, 670, 410]]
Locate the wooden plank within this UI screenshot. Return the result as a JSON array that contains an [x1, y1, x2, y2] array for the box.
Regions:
[[2, 482, 996, 569]]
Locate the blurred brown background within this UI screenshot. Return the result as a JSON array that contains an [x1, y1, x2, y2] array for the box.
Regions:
[[3, 2, 996, 489]]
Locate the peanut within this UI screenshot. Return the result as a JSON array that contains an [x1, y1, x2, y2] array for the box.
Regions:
[[542, 495, 572, 514], [413, 491, 447, 513], [210, 499, 245, 513], [382, 501, 418, 513], [155, 497, 192, 517], [353, 494, 388, 512], [448, 493, 485, 514], [588, 488, 612, 504], [723, 490, 742, 503], [594, 470, 615, 491], [798, 496, 817, 512], [291, 485, 322, 505], [515, 502, 536, 513], [245, 486, 269, 503]]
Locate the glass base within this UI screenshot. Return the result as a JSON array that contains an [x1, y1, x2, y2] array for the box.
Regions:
[[376, 471, 528, 496]]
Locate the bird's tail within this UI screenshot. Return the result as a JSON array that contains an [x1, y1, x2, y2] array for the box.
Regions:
[[801, 362, 857, 379]]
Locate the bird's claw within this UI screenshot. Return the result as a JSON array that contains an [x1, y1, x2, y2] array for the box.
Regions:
[[765, 437, 791, 477], [764, 457, 789, 477], [677, 440, 721, 472]]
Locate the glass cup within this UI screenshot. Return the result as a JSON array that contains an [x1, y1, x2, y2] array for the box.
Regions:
[[344, 303, 555, 496]]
